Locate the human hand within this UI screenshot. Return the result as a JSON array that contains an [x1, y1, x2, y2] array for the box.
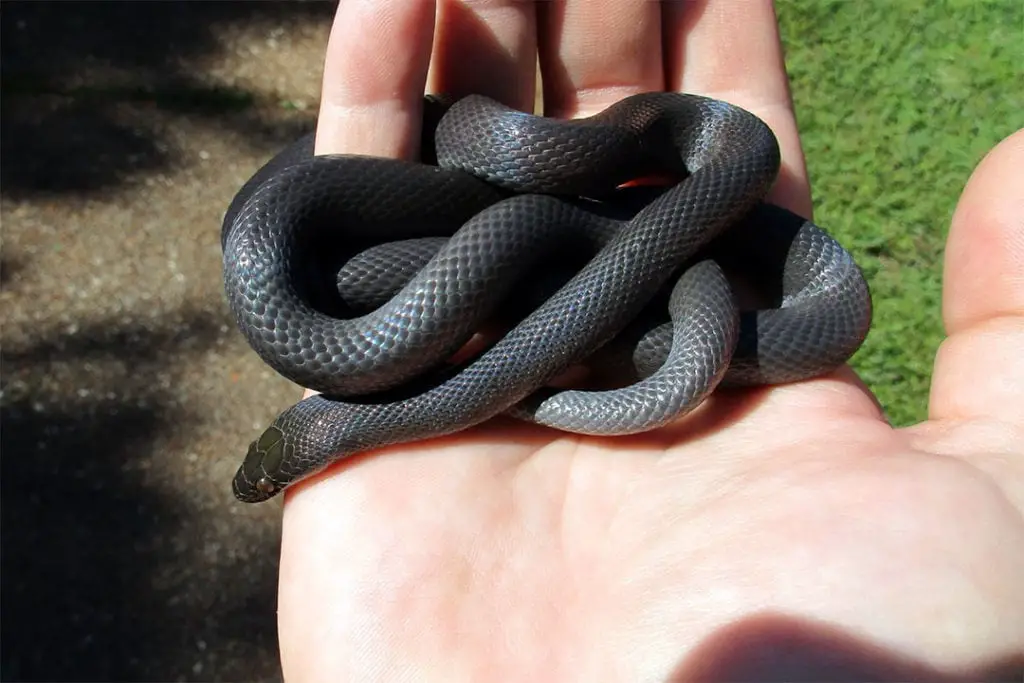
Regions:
[[278, 1, 1024, 680]]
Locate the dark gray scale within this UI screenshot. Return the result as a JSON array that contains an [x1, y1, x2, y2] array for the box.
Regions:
[[221, 92, 872, 503]]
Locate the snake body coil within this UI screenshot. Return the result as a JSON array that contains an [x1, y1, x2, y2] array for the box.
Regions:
[[222, 93, 872, 503]]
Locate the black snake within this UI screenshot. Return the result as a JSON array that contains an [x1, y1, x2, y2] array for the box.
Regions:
[[221, 92, 872, 503]]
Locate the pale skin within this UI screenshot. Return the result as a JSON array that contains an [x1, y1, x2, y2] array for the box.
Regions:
[[276, 1, 1024, 680]]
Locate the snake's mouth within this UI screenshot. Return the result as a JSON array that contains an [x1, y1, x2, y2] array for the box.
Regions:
[[231, 466, 280, 503]]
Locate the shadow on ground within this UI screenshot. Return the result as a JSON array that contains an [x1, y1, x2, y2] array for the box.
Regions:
[[1, 312, 279, 681], [0, 0, 331, 199], [1, 1, 335, 680]]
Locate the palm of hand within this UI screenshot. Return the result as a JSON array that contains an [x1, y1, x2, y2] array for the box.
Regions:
[[281, 362, 1023, 680]]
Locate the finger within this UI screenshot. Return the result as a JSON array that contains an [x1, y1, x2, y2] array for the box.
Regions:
[[314, 0, 437, 158], [284, 2, 443, 674], [428, 0, 538, 112], [663, 0, 810, 216], [537, 0, 663, 118], [930, 128, 1024, 424]]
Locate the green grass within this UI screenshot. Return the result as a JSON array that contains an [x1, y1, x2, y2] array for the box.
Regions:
[[776, 0, 1022, 425]]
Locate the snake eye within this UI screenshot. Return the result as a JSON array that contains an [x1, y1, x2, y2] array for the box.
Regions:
[[256, 477, 277, 495]]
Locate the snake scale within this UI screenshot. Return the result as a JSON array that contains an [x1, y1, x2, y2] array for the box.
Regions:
[[221, 92, 872, 503]]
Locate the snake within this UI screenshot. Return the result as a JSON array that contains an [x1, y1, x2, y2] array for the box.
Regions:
[[221, 92, 872, 504]]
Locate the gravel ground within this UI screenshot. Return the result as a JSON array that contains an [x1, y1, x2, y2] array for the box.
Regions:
[[1, 3, 338, 680]]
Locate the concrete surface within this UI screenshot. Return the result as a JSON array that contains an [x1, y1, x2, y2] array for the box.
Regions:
[[1, 2, 340, 680]]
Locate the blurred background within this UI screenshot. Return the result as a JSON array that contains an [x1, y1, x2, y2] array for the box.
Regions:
[[1, 1, 1019, 681]]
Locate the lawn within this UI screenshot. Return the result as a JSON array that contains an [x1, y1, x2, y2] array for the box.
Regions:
[[776, 0, 1022, 425]]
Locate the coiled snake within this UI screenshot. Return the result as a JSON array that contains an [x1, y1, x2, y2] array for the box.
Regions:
[[221, 92, 872, 503]]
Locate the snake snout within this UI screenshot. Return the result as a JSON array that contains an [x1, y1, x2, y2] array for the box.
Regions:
[[231, 469, 277, 504]]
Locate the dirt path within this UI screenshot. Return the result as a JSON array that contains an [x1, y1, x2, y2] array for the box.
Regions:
[[2, 3, 340, 680]]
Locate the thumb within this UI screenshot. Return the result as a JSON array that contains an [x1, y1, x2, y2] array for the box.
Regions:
[[929, 127, 1024, 424]]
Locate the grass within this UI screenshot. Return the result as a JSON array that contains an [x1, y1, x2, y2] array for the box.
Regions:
[[776, 0, 1022, 425]]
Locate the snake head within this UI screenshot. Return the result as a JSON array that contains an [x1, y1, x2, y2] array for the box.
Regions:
[[232, 425, 293, 503]]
